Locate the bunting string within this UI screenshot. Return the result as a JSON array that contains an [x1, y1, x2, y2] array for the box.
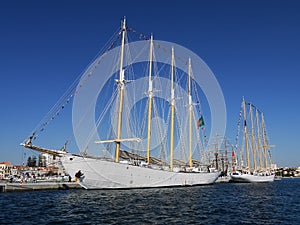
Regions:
[[27, 27, 123, 141], [127, 25, 210, 146], [127, 26, 190, 66], [235, 104, 243, 150], [27, 25, 209, 144]]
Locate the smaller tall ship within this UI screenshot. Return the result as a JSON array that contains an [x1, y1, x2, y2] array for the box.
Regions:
[[21, 18, 220, 189], [209, 136, 233, 183], [230, 98, 275, 182]]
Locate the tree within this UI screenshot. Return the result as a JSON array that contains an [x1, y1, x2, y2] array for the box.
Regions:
[[27, 156, 37, 167], [32, 156, 37, 167], [27, 156, 32, 167]]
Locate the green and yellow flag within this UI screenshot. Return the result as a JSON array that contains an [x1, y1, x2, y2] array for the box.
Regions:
[[197, 116, 204, 129]]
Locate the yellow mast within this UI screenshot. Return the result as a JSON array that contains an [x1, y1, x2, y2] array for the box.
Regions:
[[214, 135, 219, 171], [256, 109, 263, 171], [115, 18, 126, 163], [170, 47, 175, 171], [188, 58, 193, 168], [243, 98, 251, 173], [261, 113, 268, 170], [250, 104, 257, 171], [146, 35, 154, 165]]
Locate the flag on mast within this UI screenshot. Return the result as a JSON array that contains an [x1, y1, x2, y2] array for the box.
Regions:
[[197, 116, 205, 129]]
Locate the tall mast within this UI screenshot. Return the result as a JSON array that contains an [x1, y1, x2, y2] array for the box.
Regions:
[[146, 35, 154, 165], [250, 104, 257, 171], [223, 137, 228, 174], [214, 136, 219, 170], [256, 108, 263, 171], [115, 17, 126, 163], [261, 113, 268, 170], [188, 58, 193, 168], [169, 47, 175, 171], [243, 98, 250, 173]]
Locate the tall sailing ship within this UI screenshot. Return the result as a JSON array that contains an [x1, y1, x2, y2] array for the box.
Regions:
[[207, 136, 237, 183], [21, 19, 220, 189], [230, 98, 275, 183]]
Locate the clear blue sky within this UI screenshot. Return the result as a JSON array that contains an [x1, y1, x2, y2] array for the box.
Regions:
[[0, 0, 299, 167]]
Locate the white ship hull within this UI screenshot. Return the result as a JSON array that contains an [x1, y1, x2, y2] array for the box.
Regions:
[[230, 172, 275, 183], [61, 154, 220, 189]]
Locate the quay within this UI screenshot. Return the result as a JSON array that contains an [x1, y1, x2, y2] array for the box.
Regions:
[[0, 182, 82, 192]]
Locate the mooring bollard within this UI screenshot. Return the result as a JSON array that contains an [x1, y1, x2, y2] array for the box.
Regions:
[[0, 184, 6, 192]]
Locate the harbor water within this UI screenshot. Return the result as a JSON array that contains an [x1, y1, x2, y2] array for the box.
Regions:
[[0, 178, 299, 224]]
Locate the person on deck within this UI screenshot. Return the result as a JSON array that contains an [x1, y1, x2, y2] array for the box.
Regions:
[[75, 170, 83, 182]]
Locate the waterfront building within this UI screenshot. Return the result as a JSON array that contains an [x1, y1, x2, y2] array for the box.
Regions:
[[0, 161, 13, 179]]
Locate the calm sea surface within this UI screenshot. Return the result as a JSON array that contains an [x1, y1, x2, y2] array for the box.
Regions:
[[0, 178, 299, 224]]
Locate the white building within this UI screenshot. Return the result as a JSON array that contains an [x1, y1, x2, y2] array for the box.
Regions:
[[271, 164, 277, 170], [41, 153, 60, 167], [0, 161, 13, 178]]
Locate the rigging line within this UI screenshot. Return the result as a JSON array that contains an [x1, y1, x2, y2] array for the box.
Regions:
[[245, 101, 262, 114], [140, 97, 149, 140], [153, 98, 168, 162], [175, 69, 186, 91], [123, 37, 144, 139], [125, 39, 149, 77], [75, 29, 122, 90], [242, 131, 246, 169], [129, 26, 193, 74], [124, 59, 140, 144], [123, 41, 145, 142], [96, 87, 119, 129], [123, 32, 133, 76], [72, 86, 118, 153], [193, 111, 201, 156], [29, 79, 77, 139], [32, 27, 134, 148], [154, 61, 170, 80], [192, 110, 203, 151], [154, 42, 189, 67], [191, 76, 203, 115], [152, 48, 162, 89], [154, 98, 167, 145], [35, 31, 118, 132], [27, 27, 122, 140], [151, 42, 173, 79], [177, 106, 189, 162], [235, 103, 243, 148], [138, 99, 148, 142], [88, 27, 123, 66], [192, 109, 203, 155], [71, 75, 118, 152], [123, 88, 134, 139], [83, 88, 119, 153], [190, 71, 208, 146], [126, 26, 150, 41]]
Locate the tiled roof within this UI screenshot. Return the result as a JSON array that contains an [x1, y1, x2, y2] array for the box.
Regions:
[[0, 161, 12, 165]]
